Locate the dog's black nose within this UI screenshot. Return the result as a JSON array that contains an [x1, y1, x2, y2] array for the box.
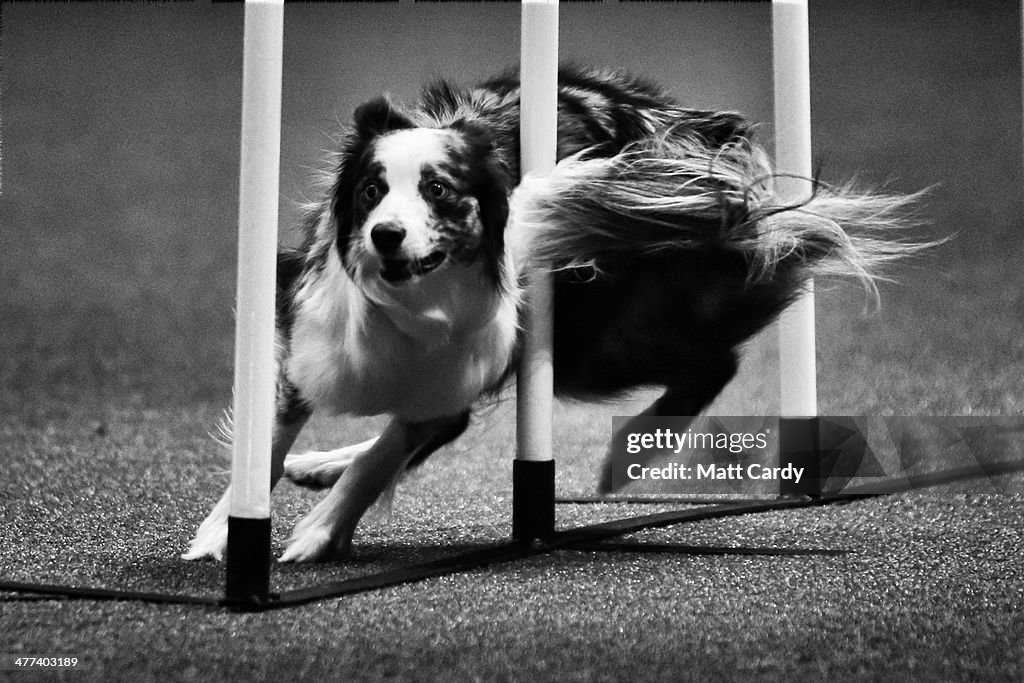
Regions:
[[370, 223, 406, 254]]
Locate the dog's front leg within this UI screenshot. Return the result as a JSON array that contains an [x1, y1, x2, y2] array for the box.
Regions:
[[279, 413, 468, 563], [182, 412, 309, 561], [278, 417, 411, 563]]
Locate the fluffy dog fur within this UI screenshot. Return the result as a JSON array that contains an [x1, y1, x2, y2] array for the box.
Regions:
[[184, 67, 922, 563]]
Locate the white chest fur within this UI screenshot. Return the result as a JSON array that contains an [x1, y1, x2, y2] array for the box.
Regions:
[[285, 252, 517, 422]]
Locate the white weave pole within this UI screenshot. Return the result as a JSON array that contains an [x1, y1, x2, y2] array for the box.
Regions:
[[773, 0, 816, 418], [513, 0, 559, 540], [772, 0, 820, 495], [226, 0, 283, 606]]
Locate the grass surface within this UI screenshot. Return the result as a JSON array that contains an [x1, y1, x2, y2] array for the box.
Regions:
[[2, 1, 1024, 681]]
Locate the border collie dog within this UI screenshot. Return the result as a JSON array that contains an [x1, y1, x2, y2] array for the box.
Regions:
[[184, 67, 918, 562]]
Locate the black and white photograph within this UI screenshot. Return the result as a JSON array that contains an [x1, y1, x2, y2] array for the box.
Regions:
[[1, 1, 1022, 680]]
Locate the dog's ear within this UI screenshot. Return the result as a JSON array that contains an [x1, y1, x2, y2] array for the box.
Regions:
[[451, 118, 495, 152], [353, 96, 415, 138], [451, 120, 513, 285], [452, 119, 511, 224]]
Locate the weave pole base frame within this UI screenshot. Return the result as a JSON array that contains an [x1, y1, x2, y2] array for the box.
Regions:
[[512, 459, 556, 541], [2, 458, 1023, 611], [225, 516, 273, 610]]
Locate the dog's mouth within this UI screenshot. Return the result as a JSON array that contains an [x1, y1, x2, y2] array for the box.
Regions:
[[379, 251, 447, 283]]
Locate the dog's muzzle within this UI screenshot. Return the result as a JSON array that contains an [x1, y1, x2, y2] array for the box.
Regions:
[[379, 252, 447, 283], [370, 222, 446, 283]]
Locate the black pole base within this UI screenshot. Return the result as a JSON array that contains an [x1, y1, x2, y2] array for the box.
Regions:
[[512, 459, 556, 542], [225, 516, 272, 610], [778, 417, 822, 498]]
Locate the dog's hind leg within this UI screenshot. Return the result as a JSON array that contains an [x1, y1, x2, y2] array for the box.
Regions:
[[597, 353, 738, 493], [279, 411, 470, 563], [182, 403, 311, 561], [283, 436, 380, 490], [284, 408, 472, 489]]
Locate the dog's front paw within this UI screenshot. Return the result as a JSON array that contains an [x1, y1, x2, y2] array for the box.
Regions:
[[181, 521, 228, 561], [279, 502, 354, 563], [279, 521, 352, 563], [182, 492, 231, 561]]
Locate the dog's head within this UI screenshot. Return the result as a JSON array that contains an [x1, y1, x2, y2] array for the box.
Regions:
[[332, 96, 512, 304]]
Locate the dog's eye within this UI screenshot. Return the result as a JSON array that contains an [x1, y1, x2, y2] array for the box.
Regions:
[[361, 182, 380, 201], [427, 181, 450, 199]]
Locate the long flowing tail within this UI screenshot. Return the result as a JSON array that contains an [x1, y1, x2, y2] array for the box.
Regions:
[[511, 123, 934, 300]]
